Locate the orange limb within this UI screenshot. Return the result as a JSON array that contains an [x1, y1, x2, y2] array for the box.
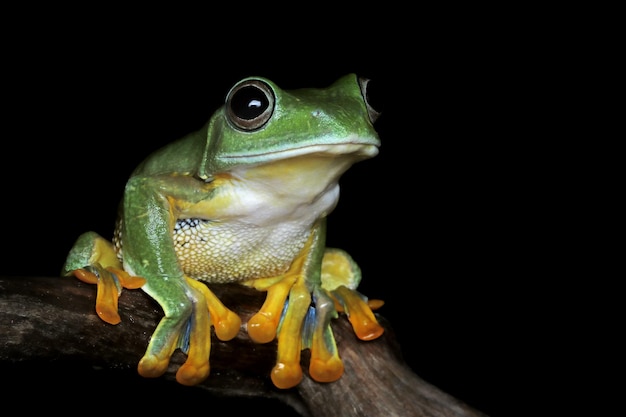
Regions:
[[73, 266, 146, 325]]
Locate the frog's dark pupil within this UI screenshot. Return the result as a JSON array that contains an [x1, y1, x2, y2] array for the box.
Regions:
[[231, 86, 269, 120]]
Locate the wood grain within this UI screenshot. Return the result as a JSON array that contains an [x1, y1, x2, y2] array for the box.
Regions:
[[0, 276, 488, 417]]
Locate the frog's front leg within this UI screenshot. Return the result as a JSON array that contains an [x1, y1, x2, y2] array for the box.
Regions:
[[137, 276, 208, 385], [135, 275, 241, 385], [119, 176, 241, 386]]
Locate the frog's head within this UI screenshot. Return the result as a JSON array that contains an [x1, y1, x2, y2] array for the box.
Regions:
[[198, 73, 381, 179]]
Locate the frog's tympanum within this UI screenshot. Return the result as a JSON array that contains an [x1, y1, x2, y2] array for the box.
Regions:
[[62, 74, 384, 389]]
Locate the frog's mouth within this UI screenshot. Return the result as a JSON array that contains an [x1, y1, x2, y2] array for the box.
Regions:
[[226, 142, 378, 189], [221, 142, 379, 165]]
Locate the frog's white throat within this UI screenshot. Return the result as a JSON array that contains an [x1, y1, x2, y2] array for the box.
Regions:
[[224, 150, 368, 226]]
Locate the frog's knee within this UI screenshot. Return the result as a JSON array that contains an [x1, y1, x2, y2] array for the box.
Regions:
[[62, 231, 121, 275], [320, 248, 361, 291]]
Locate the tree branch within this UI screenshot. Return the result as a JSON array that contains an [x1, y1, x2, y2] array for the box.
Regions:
[[0, 276, 488, 417]]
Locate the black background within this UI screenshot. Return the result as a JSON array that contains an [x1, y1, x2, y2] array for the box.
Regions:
[[0, 12, 562, 417]]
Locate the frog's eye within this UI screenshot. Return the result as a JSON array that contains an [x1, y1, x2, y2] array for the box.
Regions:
[[226, 79, 275, 131]]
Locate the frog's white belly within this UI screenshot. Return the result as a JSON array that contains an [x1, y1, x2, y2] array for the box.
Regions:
[[173, 218, 310, 283]]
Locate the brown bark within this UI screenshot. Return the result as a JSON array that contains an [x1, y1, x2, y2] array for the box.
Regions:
[[0, 276, 488, 417]]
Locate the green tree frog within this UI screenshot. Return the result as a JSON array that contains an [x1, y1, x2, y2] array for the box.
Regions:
[[62, 73, 384, 389]]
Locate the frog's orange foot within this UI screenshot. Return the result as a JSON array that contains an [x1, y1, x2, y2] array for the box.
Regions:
[[74, 266, 122, 325], [330, 285, 384, 341], [302, 291, 346, 383], [72, 265, 146, 325]]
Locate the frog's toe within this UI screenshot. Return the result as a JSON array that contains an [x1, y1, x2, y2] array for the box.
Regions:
[[305, 290, 344, 383], [137, 354, 170, 378], [213, 310, 241, 341], [309, 355, 344, 383], [191, 280, 241, 341], [320, 248, 384, 340], [331, 285, 384, 341], [248, 312, 279, 343], [247, 276, 295, 343], [271, 362, 304, 389], [176, 362, 210, 386], [270, 278, 311, 389], [74, 266, 122, 325]]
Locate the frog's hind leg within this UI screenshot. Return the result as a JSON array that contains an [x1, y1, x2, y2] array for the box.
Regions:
[[62, 231, 146, 325], [321, 248, 385, 341], [300, 248, 384, 383], [136, 278, 196, 382]]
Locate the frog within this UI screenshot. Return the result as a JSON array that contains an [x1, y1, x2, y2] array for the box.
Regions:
[[61, 73, 385, 389]]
